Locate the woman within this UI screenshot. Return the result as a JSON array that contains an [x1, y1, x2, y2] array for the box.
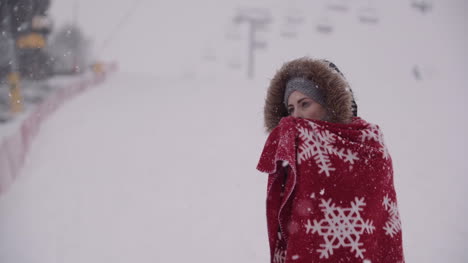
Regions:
[[257, 58, 405, 263]]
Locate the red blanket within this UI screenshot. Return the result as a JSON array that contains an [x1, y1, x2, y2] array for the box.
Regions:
[[257, 116, 404, 263]]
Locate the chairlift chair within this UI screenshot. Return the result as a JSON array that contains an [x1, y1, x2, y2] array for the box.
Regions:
[[202, 48, 216, 62], [327, 0, 349, 13], [254, 41, 267, 49], [358, 15, 379, 24], [411, 0, 432, 13], [235, 8, 272, 25], [327, 4, 349, 12], [316, 24, 333, 34], [280, 29, 298, 39], [316, 20, 333, 34], [358, 8, 379, 25], [280, 14, 302, 39], [286, 15, 305, 25]]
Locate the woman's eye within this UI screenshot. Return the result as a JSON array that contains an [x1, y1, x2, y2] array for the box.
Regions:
[[288, 108, 294, 114], [302, 101, 310, 108]]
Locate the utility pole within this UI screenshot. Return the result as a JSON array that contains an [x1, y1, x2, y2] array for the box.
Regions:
[[234, 8, 271, 79]]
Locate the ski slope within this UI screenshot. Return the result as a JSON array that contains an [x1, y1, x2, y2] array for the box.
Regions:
[[0, 68, 466, 262], [1, 0, 468, 262], [0, 72, 270, 262]]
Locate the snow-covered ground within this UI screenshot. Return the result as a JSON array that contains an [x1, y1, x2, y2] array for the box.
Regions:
[[0, 72, 269, 262], [1, 0, 467, 262]]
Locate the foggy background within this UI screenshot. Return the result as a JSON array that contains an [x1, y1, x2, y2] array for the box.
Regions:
[[1, 0, 467, 262]]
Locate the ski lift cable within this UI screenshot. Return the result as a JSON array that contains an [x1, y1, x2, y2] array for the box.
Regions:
[[97, 0, 145, 56]]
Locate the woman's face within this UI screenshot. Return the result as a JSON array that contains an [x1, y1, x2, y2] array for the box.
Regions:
[[287, 91, 327, 120]]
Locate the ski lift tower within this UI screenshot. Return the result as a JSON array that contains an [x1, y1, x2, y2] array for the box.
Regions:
[[234, 8, 271, 79]]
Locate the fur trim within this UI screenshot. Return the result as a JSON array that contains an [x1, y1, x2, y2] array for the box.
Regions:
[[264, 57, 354, 132]]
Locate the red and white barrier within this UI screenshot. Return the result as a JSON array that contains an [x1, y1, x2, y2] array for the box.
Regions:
[[0, 63, 117, 195]]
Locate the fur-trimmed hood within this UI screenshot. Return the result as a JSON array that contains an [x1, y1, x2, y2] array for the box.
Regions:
[[264, 57, 357, 133]]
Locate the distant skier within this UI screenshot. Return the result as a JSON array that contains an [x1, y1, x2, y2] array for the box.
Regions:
[[257, 57, 405, 263]]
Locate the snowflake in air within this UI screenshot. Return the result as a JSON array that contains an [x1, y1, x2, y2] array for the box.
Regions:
[[382, 195, 402, 237], [360, 123, 389, 159], [297, 121, 359, 177], [304, 197, 375, 259]]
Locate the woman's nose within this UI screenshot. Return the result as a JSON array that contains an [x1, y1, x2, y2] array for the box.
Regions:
[[292, 110, 302, 118]]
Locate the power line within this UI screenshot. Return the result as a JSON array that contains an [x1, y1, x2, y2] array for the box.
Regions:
[[97, 0, 145, 55]]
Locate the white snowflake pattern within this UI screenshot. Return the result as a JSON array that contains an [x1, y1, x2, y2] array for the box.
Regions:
[[304, 197, 375, 259], [360, 124, 389, 159], [382, 195, 402, 237], [273, 246, 286, 263], [297, 122, 359, 177], [273, 232, 286, 263]]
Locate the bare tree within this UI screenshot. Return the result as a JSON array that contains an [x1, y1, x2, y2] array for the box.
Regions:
[[47, 24, 91, 75]]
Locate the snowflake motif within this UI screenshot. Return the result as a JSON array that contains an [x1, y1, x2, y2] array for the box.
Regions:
[[304, 197, 375, 259], [297, 121, 359, 177], [382, 195, 402, 237], [273, 246, 286, 263], [273, 232, 286, 263], [360, 124, 389, 159]]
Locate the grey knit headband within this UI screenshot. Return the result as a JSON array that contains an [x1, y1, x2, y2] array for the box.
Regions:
[[283, 77, 326, 107]]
